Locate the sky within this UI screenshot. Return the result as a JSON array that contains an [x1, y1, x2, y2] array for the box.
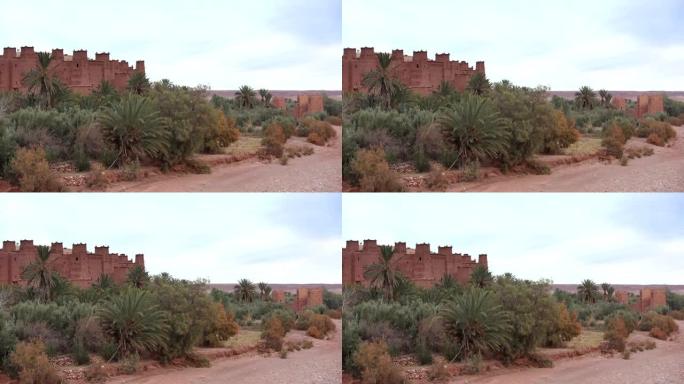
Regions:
[[342, 194, 684, 285], [0, 0, 341, 90], [343, 0, 684, 91], [0, 194, 341, 284]]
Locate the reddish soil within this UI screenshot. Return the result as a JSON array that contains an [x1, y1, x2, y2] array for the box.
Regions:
[[450, 125, 684, 192], [451, 322, 684, 384], [106, 126, 341, 192], [106, 319, 341, 384]]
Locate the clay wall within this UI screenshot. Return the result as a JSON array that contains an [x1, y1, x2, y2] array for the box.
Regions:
[[343, 47, 484, 95], [0, 240, 143, 288], [0, 47, 143, 95], [636, 95, 664, 118], [294, 94, 324, 118], [342, 240, 487, 288]]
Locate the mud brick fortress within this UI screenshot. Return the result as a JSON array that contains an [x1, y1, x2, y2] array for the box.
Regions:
[[615, 288, 667, 313], [272, 287, 324, 311], [343, 47, 485, 95], [610, 94, 664, 118], [343, 240, 488, 288], [0, 240, 144, 288], [0, 46, 144, 94]]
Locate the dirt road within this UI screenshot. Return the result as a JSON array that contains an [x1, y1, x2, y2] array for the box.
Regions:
[[107, 320, 341, 384], [452, 322, 684, 384], [107, 126, 341, 192], [455, 125, 684, 192]]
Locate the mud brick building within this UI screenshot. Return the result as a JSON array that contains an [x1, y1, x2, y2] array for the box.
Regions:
[[343, 47, 484, 95], [271, 287, 324, 311], [0, 46, 144, 95], [342, 240, 488, 288], [636, 95, 664, 118], [0, 240, 144, 288], [272, 94, 324, 118], [614, 288, 667, 312]]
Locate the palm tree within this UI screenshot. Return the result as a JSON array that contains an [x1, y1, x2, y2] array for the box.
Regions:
[[575, 86, 596, 110], [99, 94, 169, 167], [258, 89, 272, 106], [127, 72, 151, 95], [22, 245, 57, 303], [362, 52, 400, 110], [234, 279, 257, 302], [440, 288, 512, 360], [257, 282, 272, 301], [235, 85, 257, 109], [98, 289, 168, 359], [438, 94, 509, 167], [469, 265, 493, 289], [127, 266, 149, 289], [93, 274, 115, 290], [437, 274, 458, 290], [597, 89, 613, 107], [23, 52, 62, 109], [363, 245, 401, 302], [577, 279, 599, 303], [435, 80, 456, 98], [466, 73, 491, 96]]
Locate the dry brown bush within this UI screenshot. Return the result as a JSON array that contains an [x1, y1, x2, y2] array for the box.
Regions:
[[353, 341, 405, 384], [10, 148, 64, 192], [351, 148, 403, 192]]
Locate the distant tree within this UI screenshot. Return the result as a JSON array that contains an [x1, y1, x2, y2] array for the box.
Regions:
[[22, 245, 57, 303], [127, 72, 151, 95], [577, 279, 599, 303], [234, 279, 257, 302], [575, 86, 597, 110], [467, 73, 491, 96], [438, 94, 509, 167], [598, 89, 613, 107], [127, 266, 150, 289], [363, 245, 401, 302], [235, 85, 257, 109], [257, 282, 272, 301], [440, 288, 512, 360], [258, 89, 272, 106], [470, 265, 493, 289], [362, 52, 401, 110], [23, 52, 63, 109]]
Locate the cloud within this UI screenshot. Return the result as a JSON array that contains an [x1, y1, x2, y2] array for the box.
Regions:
[[0, 0, 341, 89], [342, 194, 684, 284], [343, 0, 684, 90], [0, 194, 341, 284]]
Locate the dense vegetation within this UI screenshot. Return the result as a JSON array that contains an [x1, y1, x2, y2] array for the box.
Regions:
[[0, 244, 342, 381], [343, 246, 683, 382], [0, 51, 342, 191], [343, 52, 683, 191]]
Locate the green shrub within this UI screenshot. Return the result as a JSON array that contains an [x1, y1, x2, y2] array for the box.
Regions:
[[72, 342, 90, 365], [118, 353, 140, 375]]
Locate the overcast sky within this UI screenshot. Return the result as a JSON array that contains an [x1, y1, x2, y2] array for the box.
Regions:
[[343, 0, 684, 91], [0, 0, 341, 90], [343, 194, 684, 285], [0, 194, 341, 284]]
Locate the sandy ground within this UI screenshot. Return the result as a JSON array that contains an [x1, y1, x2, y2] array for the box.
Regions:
[[106, 319, 341, 384], [451, 125, 684, 192], [451, 321, 684, 384], [106, 126, 341, 192]]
